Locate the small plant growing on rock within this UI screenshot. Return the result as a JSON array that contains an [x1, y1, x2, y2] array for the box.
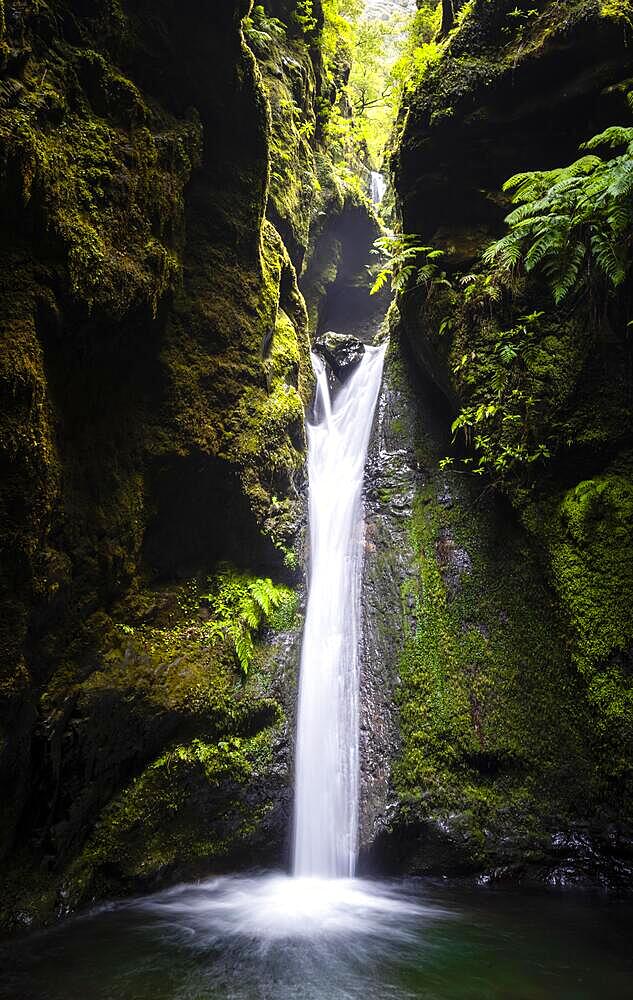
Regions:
[[202, 566, 297, 675], [243, 5, 286, 55]]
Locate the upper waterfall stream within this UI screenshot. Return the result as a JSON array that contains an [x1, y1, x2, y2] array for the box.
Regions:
[[293, 344, 387, 878], [370, 171, 386, 205]]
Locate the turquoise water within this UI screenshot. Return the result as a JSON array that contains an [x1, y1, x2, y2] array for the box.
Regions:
[[1, 875, 632, 999]]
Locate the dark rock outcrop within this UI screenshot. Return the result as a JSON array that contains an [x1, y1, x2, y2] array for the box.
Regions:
[[313, 332, 365, 384]]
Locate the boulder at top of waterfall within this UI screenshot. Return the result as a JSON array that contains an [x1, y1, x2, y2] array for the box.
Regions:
[[313, 333, 365, 384]]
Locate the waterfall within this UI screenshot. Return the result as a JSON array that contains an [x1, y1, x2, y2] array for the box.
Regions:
[[370, 171, 386, 205], [293, 343, 387, 878]]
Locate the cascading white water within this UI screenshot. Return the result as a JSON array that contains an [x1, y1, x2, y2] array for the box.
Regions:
[[293, 343, 387, 878], [370, 171, 387, 205]]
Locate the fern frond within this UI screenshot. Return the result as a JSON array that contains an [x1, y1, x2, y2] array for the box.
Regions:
[[393, 265, 416, 291], [560, 155, 602, 177], [606, 202, 633, 232], [231, 624, 254, 675], [483, 231, 524, 268], [590, 231, 627, 286], [524, 225, 566, 272], [549, 243, 586, 303], [584, 126, 633, 151], [607, 159, 633, 198], [370, 268, 390, 296], [503, 169, 556, 202], [248, 577, 281, 619]]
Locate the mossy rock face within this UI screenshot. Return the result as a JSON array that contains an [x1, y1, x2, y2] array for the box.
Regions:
[[251, 8, 322, 271], [359, 332, 633, 889], [395, 0, 633, 249], [1, 574, 302, 931], [383, 0, 633, 884], [249, 2, 384, 339], [526, 464, 633, 767], [0, 0, 312, 930]]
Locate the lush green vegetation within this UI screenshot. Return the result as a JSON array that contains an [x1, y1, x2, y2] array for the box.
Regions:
[[383, 119, 633, 485], [371, 234, 449, 295], [202, 566, 298, 675], [450, 122, 633, 482], [318, 1, 444, 163], [484, 123, 633, 304]]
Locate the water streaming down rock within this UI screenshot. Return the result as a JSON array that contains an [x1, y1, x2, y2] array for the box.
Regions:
[[293, 343, 387, 878], [370, 171, 386, 205]]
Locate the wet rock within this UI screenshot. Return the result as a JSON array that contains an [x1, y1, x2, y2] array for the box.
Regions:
[[358, 344, 422, 857], [436, 527, 472, 599], [313, 332, 365, 385]]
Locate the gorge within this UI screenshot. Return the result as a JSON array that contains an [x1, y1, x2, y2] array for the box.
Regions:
[[1, 0, 633, 996]]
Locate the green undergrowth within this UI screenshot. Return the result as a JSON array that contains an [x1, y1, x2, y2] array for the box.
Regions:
[[44, 570, 297, 728], [202, 565, 299, 674], [395, 115, 633, 488]]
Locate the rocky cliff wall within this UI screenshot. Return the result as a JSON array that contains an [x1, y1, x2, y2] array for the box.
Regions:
[[0, 0, 382, 932], [367, 0, 633, 887]]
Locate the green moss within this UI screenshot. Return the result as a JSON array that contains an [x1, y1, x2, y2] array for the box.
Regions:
[[150, 214, 311, 555], [266, 72, 318, 261], [552, 468, 633, 663], [62, 725, 280, 904], [0, 22, 201, 317], [394, 468, 600, 860], [526, 462, 633, 757], [402, 0, 631, 135], [225, 221, 311, 550]]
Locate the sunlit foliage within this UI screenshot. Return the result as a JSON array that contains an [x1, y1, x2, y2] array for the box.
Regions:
[[485, 125, 633, 303]]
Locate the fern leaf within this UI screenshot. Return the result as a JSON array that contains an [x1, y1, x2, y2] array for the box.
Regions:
[[231, 624, 254, 675], [370, 269, 389, 296], [524, 229, 563, 272], [607, 159, 633, 198], [550, 243, 586, 303], [590, 231, 626, 286], [584, 126, 633, 151], [483, 231, 523, 268]]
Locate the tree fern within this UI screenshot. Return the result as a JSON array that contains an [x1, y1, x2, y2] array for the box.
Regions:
[[370, 235, 447, 295], [485, 122, 633, 301]]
